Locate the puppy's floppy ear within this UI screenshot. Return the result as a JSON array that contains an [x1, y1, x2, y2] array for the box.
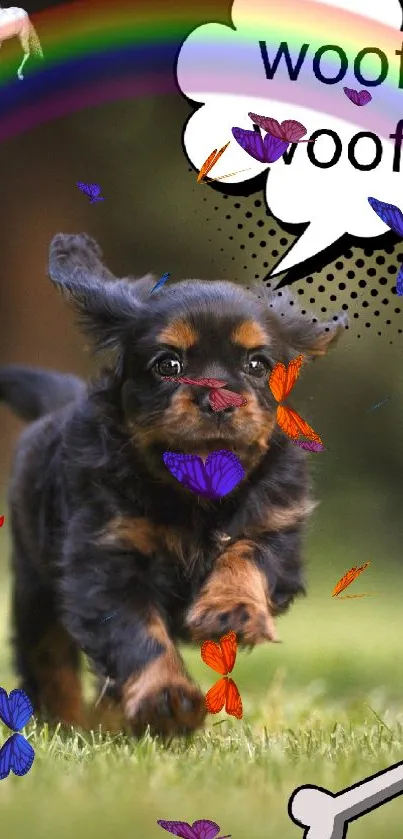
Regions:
[[263, 286, 347, 357], [48, 233, 150, 353]]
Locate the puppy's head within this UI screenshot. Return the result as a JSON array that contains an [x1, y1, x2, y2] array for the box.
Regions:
[[49, 233, 346, 477]]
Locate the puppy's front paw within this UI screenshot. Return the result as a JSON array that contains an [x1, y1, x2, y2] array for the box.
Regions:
[[123, 665, 206, 737], [186, 593, 278, 646]]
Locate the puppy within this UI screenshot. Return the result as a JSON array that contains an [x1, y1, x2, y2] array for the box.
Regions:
[[0, 233, 345, 737]]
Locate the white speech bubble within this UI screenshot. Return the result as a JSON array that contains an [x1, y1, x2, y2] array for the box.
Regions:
[[177, 0, 403, 276]]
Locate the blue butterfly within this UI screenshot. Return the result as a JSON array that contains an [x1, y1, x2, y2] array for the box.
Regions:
[[0, 688, 35, 780], [77, 182, 105, 203], [0, 733, 35, 780], [368, 197, 403, 295], [0, 688, 33, 731], [149, 272, 171, 296]]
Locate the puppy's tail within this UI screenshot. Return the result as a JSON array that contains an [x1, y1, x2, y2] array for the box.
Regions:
[[0, 364, 85, 422]]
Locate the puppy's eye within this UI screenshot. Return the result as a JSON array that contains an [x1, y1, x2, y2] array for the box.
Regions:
[[245, 354, 269, 377], [154, 355, 183, 377]]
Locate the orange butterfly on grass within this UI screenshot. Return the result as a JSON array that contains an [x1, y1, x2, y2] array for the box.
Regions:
[[268, 354, 324, 447], [197, 142, 250, 184], [332, 562, 373, 599], [201, 631, 243, 719]]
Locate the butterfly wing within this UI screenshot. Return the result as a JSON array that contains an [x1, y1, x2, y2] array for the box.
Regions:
[[166, 377, 227, 389], [225, 678, 243, 719], [232, 127, 267, 162], [191, 378, 227, 389], [201, 632, 237, 677], [191, 822, 223, 839], [397, 265, 403, 296], [9, 733, 35, 776], [0, 733, 34, 778], [208, 389, 247, 412], [280, 120, 307, 143], [368, 197, 403, 238], [197, 142, 230, 182], [0, 737, 12, 779], [205, 678, 227, 714], [343, 87, 359, 105], [162, 453, 209, 497], [293, 440, 325, 452], [248, 113, 283, 137], [197, 149, 219, 182], [263, 133, 289, 163], [76, 181, 92, 197], [277, 405, 322, 443], [284, 355, 304, 396], [268, 362, 287, 402], [204, 450, 245, 498], [269, 355, 303, 402], [157, 821, 198, 839], [209, 142, 230, 173], [149, 272, 171, 295], [201, 638, 228, 675], [332, 563, 370, 597], [357, 90, 372, 105], [0, 688, 33, 731], [219, 631, 237, 674]]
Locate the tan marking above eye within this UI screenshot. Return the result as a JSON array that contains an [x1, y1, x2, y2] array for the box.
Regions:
[[157, 320, 198, 350], [231, 320, 269, 349]]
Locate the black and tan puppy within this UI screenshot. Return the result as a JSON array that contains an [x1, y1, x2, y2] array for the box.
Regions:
[[0, 233, 345, 737]]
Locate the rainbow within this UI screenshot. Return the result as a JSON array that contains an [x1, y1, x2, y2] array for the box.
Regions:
[[0, 0, 402, 144]]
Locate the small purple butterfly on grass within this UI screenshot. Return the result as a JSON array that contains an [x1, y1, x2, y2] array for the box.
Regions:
[[368, 197, 403, 295], [0, 687, 35, 780], [77, 182, 105, 203], [293, 440, 326, 452], [343, 88, 372, 106], [157, 819, 231, 839], [149, 272, 171, 295], [162, 450, 244, 500]]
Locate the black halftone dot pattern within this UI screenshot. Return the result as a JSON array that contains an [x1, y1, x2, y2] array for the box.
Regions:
[[189, 166, 402, 342], [198, 182, 403, 344]]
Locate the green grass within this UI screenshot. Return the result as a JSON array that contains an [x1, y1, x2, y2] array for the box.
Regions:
[[0, 534, 403, 838]]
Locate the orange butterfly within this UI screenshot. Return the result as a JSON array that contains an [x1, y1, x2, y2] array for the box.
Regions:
[[268, 354, 323, 444], [201, 631, 243, 719], [332, 562, 373, 599], [197, 142, 250, 184]]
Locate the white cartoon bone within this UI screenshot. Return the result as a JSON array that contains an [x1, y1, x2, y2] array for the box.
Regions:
[[288, 760, 403, 839]]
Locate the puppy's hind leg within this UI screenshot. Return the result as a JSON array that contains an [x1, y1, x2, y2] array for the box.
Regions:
[[12, 552, 86, 728]]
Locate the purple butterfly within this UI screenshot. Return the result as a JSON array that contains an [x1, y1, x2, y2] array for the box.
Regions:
[[157, 819, 231, 839], [231, 127, 289, 163], [343, 87, 372, 106], [293, 440, 325, 452], [162, 450, 244, 500], [368, 197, 403, 295], [77, 182, 105, 203]]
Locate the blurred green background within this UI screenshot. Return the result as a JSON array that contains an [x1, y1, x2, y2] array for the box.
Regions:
[[0, 9, 403, 837]]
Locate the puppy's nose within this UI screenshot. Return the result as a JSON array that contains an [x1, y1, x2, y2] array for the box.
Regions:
[[197, 391, 235, 415]]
